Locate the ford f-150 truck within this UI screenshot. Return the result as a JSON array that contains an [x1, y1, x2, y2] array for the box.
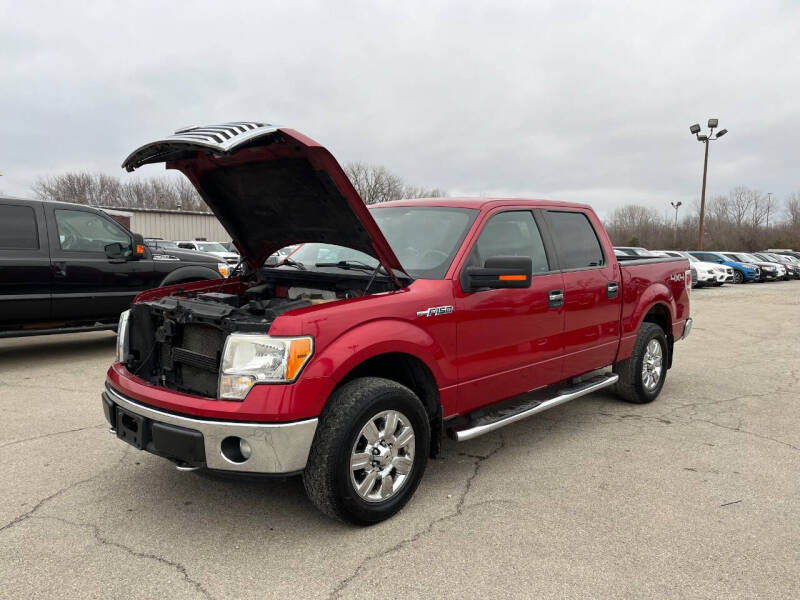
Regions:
[[0, 197, 228, 338], [103, 122, 692, 524]]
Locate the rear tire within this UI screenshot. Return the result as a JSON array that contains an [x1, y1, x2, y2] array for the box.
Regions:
[[302, 377, 430, 525], [613, 323, 668, 404]]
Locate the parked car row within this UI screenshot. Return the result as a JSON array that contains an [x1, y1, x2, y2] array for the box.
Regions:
[[613, 246, 800, 287]]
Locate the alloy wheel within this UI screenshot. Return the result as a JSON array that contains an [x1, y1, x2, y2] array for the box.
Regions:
[[349, 410, 415, 503], [641, 339, 663, 391]]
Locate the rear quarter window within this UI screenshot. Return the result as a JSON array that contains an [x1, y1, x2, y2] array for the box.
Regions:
[[546, 210, 605, 270], [0, 204, 38, 249]]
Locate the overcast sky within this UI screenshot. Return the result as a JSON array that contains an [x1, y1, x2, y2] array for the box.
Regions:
[[1, 1, 798, 218]]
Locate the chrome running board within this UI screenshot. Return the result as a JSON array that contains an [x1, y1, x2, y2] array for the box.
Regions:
[[450, 373, 619, 442]]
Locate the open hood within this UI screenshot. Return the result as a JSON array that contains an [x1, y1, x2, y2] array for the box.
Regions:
[[122, 122, 406, 278]]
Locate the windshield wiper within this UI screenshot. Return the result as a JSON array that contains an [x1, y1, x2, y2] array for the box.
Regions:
[[277, 257, 306, 270], [315, 260, 387, 274]]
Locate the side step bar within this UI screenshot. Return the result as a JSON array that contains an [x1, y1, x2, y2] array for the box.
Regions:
[[449, 373, 619, 442]]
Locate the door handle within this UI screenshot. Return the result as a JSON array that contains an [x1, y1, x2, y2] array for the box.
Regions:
[[52, 261, 67, 277], [548, 289, 564, 309], [607, 282, 619, 299]]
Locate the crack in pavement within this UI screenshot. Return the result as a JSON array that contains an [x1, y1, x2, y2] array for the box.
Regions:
[[0, 424, 106, 449], [658, 391, 774, 418], [33, 515, 213, 600], [591, 404, 799, 451], [692, 418, 799, 452], [0, 446, 130, 533], [328, 436, 507, 600]]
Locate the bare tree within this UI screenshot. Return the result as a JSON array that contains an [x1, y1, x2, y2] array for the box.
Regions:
[[727, 186, 755, 227], [605, 205, 664, 247], [785, 193, 800, 229], [605, 187, 800, 251], [344, 161, 446, 205], [33, 172, 208, 212], [33, 164, 446, 213]]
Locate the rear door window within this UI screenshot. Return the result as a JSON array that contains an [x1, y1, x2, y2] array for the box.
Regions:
[[0, 204, 39, 249], [546, 211, 605, 270]]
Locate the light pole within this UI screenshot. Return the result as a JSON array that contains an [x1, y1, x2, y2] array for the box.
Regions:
[[689, 119, 727, 250], [670, 201, 682, 246], [766, 192, 772, 228]]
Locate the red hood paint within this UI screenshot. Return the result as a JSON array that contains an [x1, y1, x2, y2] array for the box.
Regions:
[[122, 123, 406, 278]]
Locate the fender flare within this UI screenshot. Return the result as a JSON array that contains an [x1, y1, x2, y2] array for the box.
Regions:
[[629, 283, 677, 338], [159, 265, 221, 287], [302, 318, 449, 402]]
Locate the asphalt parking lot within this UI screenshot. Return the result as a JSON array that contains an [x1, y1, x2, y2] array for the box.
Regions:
[[1, 282, 798, 599]]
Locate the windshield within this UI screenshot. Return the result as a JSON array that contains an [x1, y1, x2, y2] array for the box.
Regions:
[[196, 242, 229, 253], [754, 253, 777, 263], [148, 240, 179, 249], [284, 206, 478, 279], [684, 253, 699, 263]]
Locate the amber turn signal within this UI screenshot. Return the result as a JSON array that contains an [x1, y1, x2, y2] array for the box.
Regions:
[[287, 338, 313, 380], [498, 274, 527, 281]]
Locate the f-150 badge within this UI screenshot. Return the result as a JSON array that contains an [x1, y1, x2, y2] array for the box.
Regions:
[[416, 305, 454, 317]]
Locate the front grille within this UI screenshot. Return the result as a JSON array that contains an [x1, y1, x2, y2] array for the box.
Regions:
[[172, 347, 219, 372], [128, 309, 226, 399], [172, 324, 226, 397]]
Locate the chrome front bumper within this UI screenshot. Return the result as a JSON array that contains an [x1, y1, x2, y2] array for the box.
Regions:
[[680, 317, 693, 340], [103, 385, 317, 474]]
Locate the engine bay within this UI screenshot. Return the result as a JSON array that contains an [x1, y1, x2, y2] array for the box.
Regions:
[[124, 269, 396, 398]]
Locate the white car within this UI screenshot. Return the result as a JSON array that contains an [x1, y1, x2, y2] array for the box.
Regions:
[[175, 240, 240, 264], [614, 246, 656, 257], [656, 250, 732, 286]]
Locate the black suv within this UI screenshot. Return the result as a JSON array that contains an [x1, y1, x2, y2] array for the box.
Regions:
[[0, 197, 226, 338]]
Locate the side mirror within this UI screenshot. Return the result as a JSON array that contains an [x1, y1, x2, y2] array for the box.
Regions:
[[131, 233, 146, 260], [104, 242, 126, 259], [462, 255, 533, 292]]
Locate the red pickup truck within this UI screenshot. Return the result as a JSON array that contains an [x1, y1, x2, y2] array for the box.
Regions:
[[104, 123, 692, 524]]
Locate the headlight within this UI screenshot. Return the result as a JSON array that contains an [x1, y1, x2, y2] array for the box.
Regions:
[[763, 265, 774, 271], [116, 309, 131, 363], [217, 262, 229, 277], [218, 334, 313, 400]]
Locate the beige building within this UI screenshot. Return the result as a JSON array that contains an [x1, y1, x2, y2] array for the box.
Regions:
[[100, 206, 230, 242]]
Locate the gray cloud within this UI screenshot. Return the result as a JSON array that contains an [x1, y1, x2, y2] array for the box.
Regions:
[[1, 1, 798, 218]]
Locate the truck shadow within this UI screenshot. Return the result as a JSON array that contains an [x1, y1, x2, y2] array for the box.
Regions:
[[0, 331, 115, 364], [114, 393, 627, 533]]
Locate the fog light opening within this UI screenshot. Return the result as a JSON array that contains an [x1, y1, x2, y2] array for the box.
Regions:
[[220, 436, 251, 464], [239, 438, 252, 460]]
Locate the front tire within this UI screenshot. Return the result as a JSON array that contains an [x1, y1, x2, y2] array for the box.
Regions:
[[613, 323, 668, 404], [733, 270, 744, 284], [302, 377, 430, 525]]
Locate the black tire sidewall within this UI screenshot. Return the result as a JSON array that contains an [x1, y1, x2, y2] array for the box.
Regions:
[[734, 270, 744, 284], [332, 385, 430, 524]]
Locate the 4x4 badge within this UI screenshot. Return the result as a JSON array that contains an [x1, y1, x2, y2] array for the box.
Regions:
[[416, 305, 454, 318]]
